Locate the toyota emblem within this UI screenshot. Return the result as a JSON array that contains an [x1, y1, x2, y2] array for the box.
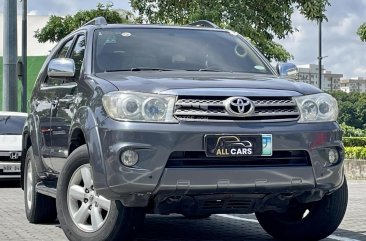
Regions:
[[224, 97, 254, 116]]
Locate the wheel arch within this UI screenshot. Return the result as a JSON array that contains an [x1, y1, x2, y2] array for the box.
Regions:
[[68, 127, 86, 156], [69, 106, 110, 193]]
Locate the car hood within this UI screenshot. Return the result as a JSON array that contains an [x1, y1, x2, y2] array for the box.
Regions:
[[95, 71, 321, 96]]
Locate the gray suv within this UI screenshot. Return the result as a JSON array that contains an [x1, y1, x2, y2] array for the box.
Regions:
[[21, 17, 347, 241]]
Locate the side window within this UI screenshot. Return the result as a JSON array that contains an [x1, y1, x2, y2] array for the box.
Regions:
[[56, 38, 74, 58], [70, 35, 86, 79]]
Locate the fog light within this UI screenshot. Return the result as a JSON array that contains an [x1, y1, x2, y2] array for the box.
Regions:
[[328, 149, 339, 164], [121, 150, 139, 166]]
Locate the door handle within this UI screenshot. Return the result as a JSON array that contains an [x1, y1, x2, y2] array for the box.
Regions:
[[51, 100, 59, 109], [59, 95, 75, 104]]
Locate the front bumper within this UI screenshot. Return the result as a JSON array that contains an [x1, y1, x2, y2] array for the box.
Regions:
[[0, 162, 21, 179], [93, 119, 344, 206]]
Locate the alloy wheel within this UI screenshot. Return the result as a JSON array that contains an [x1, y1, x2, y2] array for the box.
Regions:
[[67, 164, 111, 232]]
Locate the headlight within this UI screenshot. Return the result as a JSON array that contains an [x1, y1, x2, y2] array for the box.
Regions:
[[102, 91, 177, 122], [294, 93, 338, 122]]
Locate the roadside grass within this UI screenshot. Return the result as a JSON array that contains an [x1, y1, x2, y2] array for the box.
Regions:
[[0, 56, 47, 112]]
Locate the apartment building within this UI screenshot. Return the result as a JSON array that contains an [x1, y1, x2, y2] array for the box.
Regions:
[[297, 64, 343, 91], [323, 71, 343, 91], [297, 64, 321, 87], [340, 77, 366, 93]]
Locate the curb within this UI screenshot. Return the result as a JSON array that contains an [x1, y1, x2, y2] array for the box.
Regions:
[[344, 159, 366, 180]]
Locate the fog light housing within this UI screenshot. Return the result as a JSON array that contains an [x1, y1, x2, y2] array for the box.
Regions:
[[121, 150, 139, 167], [328, 148, 339, 164]]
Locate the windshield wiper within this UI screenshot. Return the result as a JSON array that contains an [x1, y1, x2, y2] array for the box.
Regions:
[[106, 67, 174, 72], [185, 67, 228, 72], [130, 67, 174, 71]]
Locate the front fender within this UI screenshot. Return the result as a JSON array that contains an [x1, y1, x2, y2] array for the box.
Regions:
[[69, 106, 116, 197]]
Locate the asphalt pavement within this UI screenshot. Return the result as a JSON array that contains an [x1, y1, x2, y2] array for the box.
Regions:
[[0, 181, 365, 241]]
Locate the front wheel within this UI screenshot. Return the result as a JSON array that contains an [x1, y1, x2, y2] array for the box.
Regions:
[[56, 145, 145, 241], [256, 178, 348, 241]]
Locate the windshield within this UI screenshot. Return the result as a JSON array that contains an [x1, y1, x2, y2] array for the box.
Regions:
[[0, 116, 26, 135], [93, 28, 273, 74]]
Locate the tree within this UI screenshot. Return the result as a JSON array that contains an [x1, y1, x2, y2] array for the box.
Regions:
[[357, 23, 366, 42], [130, 0, 330, 62], [329, 91, 366, 129], [35, 3, 133, 43]]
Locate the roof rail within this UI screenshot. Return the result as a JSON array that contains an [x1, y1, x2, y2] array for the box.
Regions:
[[82, 16, 108, 27], [188, 20, 220, 29]]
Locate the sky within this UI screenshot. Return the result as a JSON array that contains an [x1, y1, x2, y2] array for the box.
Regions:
[[0, 0, 365, 78]]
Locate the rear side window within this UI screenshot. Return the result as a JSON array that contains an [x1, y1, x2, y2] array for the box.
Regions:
[[70, 35, 86, 79], [57, 38, 74, 58], [0, 116, 26, 135]]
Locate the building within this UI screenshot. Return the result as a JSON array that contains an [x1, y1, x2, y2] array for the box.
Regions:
[[297, 64, 322, 88], [340, 77, 366, 93], [0, 14, 55, 56], [297, 64, 343, 91], [323, 71, 343, 91]]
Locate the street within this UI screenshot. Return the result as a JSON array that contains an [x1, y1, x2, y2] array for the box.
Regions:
[[0, 181, 365, 241]]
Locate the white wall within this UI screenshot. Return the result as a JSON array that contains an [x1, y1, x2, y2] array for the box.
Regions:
[[0, 14, 55, 56]]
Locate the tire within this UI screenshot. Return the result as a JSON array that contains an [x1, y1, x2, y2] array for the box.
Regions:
[[56, 145, 145, 241], [256, 177, 348, 241], [183, 214, 211, 219], [24, 147, 57, 223]]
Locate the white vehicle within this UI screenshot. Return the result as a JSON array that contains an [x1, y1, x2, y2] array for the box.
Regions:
[[0, 112, 27, 180]]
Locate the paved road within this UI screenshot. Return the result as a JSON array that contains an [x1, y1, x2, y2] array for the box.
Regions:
[[0, 181, 365, 241]]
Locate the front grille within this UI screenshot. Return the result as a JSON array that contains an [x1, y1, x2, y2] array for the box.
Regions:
[[166, 150, 311, 168], [0, 156, 21, 162], [174, 96, 299, 122]]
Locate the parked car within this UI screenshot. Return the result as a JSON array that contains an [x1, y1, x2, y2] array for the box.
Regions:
[[0, 112, 27, 180], [21, 17, 347, 241]]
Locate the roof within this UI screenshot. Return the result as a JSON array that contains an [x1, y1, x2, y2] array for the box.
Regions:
[[78, 17, 226, 33], [0, 111, 28, 117], [81, 23, 227, 33]]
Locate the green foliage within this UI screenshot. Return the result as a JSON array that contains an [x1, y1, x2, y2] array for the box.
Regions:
[[357, 23, 366, 42], [35, 3, 133, 43], [345, 147, 366, 159], [343, 137, 366, 147], [329, 91, 366, 129], [130, 0, 330, 62], [340, 123, 366, 137]]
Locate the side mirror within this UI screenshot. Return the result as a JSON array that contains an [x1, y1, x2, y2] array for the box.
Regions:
[[48, 58, 75, 78], [276, 62, 299, 80]]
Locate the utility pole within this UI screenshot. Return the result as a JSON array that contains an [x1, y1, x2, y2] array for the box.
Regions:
[[318, 18, 322, 90], [3, 0, 18, 111], [21, 0, 28, 112]]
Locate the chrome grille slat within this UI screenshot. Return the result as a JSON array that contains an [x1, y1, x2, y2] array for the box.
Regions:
[[175, 99, 224, 107], [174, 96, 300, 122]]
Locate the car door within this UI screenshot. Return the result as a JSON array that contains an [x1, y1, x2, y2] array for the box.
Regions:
[[32, 37, 75, 171], [50, 34, 86, 172]]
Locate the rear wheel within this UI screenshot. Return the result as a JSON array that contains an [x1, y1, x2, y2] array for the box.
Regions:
[[256, 178, 348, 241], [57, 145, 145, 241], [24, 147, 57, 223]]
